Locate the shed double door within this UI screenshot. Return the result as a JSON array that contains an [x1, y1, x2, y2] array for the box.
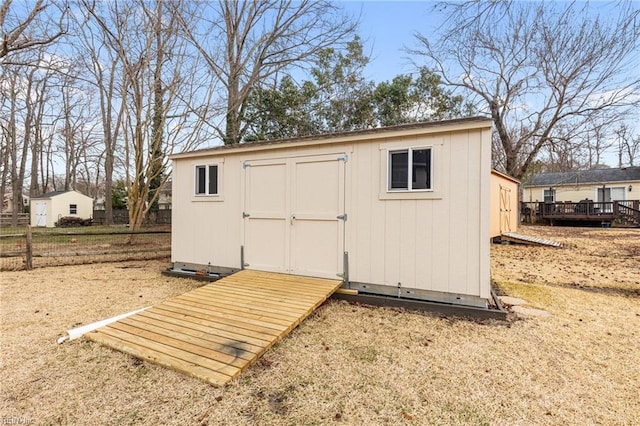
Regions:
[[243, 154, 346, 279]]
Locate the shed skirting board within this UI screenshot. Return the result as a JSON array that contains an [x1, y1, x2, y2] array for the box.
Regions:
[[167, 262, 488, 308], [348, 281, 488, 308]]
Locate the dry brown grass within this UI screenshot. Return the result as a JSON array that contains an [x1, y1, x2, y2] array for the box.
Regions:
[[1, 226, 639, 425]]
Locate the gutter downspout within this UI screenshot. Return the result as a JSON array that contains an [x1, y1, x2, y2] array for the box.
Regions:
[[57, 306, 150, 344]]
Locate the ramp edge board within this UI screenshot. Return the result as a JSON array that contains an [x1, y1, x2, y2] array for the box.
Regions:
[[500, 232, 563, 247], [86, 270, 342, 386]]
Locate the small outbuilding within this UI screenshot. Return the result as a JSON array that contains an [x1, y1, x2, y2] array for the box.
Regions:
[[490, 170, 520, 238], [30, 190, 94, 227], [170, 117, 493, 307]]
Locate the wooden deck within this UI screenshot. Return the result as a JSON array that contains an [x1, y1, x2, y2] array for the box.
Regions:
[[86, 270, 342, 386]]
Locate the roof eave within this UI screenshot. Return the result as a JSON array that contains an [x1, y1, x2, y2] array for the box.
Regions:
[[170, 117, 493, 160]]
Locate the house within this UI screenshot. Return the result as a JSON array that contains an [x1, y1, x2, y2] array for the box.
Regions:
[[30, 190, 94, 227], [490, 170, 520, 238], [2, 192, 30, 213], [169, 117, 493, 308], [523, 167, 640, 225], [523, 167, 640, 204]]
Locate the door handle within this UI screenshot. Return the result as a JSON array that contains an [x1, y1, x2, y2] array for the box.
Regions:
[[290, 214, 296, 225]]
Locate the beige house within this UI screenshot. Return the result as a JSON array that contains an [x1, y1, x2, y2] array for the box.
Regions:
[[523, 167, 640, 204], [30, 190, 94, 227], [170, 117, 493, 307], [490, 170, 520, 238]]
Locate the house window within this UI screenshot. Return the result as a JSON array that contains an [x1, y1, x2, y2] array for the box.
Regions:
[[388, 148, 432, 191], [69, 204, 77, 214], [543, 189, 555, 203], [195, 165, 219, 195]]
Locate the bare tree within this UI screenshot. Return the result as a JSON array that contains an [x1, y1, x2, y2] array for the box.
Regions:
[[615, 124, 640, 167], [413, 1, 640, 179], [0, 0, 66, 60], [85, 0, 215, 233], [177, 0, 357, 144]]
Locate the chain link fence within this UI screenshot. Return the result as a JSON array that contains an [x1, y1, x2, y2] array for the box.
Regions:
[[0, 225, 171, 270]]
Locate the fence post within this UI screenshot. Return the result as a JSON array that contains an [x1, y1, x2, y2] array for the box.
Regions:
[[25, 225, 33, 270]]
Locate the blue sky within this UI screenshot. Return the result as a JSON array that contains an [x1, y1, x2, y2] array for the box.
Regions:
[[342, 1, 439, 82]]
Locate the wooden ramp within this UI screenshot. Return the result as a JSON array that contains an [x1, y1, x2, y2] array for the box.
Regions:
[[86, 270, 342, 386], [501, 232, 562, 247]]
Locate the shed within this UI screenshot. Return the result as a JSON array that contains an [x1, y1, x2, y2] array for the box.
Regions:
[[490, 170, 520, 238], [170, 117, 493, 307], [30, 190, 94, 227]]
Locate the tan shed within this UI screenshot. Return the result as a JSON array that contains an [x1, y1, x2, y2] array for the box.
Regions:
[[30, 190, 94, 227], [490, 170, 520, 238], [169, 117, 493, 307]]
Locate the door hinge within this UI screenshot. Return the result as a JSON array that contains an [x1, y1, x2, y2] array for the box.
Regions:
[[243, 161, 251, 168], [336, 213, 347, 221], [242, 212, 250, 218], [338, 155, 348, 162]]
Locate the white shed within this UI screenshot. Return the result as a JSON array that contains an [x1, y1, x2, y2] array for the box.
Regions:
[[30, 190, 94, 227], [170, 117, 493, 307]]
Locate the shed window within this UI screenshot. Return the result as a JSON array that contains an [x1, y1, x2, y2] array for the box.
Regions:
[[69, 204, 77, 214], [388, 148, 432, 191], [195, 165, 219, 195]]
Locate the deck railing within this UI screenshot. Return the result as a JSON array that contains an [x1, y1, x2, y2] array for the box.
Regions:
[[521, 200, 640, 224]]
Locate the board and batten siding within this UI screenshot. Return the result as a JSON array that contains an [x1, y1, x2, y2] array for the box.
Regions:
[[171, 119, 492, 304]]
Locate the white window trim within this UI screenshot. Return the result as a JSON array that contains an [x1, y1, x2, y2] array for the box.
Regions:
[[386, 146, 434, 193], [192, 160, 224, 202], [378, 139, 443, 200]]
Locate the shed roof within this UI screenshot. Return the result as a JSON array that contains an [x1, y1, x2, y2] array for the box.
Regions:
[[31, 190, 70, 199], [524, 167, 640, 187], [31, 190, 92, 199], [491, 169, 520, 184], [170, 116, 493, 160]]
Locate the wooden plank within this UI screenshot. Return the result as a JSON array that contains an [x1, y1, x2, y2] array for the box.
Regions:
[[119, 317, 258, 361], [216, 276, 337, 298], [138, 309, 271, 347], [86, 271, 341, 387], [174, 293, 300, 322], [86, 330, 233, 386], [127, 313, 263, 355], [88, 326, 240, 378], [107, 321, 248, 369], [148, 305, 281, 342], [161, 301, 287, 334], [182, 289, 308, 317], [168, 296, 295, 326]]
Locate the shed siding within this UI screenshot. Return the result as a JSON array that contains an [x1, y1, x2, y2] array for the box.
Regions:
[[490, 171, 520, 238], [172, 123, 491, 301]]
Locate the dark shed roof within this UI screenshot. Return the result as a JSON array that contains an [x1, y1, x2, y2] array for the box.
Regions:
[[525, 167, 640, 187], [30, 190, 71, 199]]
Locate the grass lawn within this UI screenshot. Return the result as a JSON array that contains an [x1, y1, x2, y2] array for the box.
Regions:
[[0, 226, 638, 425]]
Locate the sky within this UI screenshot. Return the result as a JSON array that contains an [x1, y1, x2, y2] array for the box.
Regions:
[[342, 1, 640, 167], [341, 1, 439, 82]]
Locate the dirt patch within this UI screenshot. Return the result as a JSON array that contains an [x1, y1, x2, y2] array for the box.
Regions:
[[1, 227, 639, 425]]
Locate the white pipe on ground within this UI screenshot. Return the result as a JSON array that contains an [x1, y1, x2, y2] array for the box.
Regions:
[[57, 306, 150, 344]]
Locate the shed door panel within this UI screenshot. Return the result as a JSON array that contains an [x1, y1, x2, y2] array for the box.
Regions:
[[499, 185, 511, 233], [243, 154, 345, 279], [35, 202, 47, 227], [244, 160, 288, 273], [290, 156, 344, 278]]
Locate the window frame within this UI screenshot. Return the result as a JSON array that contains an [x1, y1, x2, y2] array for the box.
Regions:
[[543, 188, 556, 203], [69, 204, 77, 215], [387, 146, 433, 192], [195, 164, 220, 197]]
